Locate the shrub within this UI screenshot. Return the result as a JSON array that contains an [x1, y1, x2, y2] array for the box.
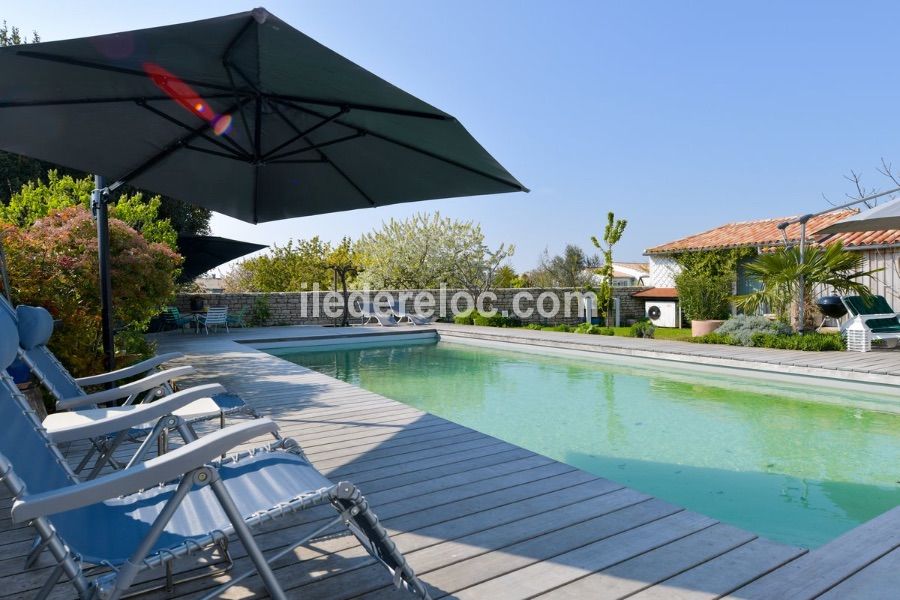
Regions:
[[690, 332, 742, 346], [249, 295, 271, 326], [691, 331, 844, 351], [472, 312, 520, 327], [453, 309, 475, 325], [2, 207, 180, 376], [574, 323, 615, 335], [751, 332, 845, 351], [630, 318, 656, 339], [542, 324, 573, 332], [676, 270, 732, 321], [524, 323, 544, 330], [714, 314, 791, 346]]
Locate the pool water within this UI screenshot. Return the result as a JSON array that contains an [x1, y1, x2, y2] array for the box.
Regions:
[[273, 340, 900, 548]]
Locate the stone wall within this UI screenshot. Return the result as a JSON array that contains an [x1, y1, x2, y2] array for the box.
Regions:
[[175, 287, 650, 327]]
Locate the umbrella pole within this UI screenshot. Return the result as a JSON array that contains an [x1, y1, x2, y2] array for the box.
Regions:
[[92, 175, 116, 371]]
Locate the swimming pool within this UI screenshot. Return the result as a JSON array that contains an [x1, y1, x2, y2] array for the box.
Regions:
[[271, 339, 900, 548]]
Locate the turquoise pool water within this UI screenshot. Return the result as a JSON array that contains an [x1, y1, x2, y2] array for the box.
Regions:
[[272, 340, 900, 548]]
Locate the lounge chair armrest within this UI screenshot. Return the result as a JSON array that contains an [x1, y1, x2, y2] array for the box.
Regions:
[[11, 418, 281, 523], [56, 366, 195, 411], [857, 313, 898, 322], [46, 384, 226, 444], [74, 352, 185, 387]]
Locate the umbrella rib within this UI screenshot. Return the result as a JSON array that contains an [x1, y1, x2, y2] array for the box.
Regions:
[[16, 50, 237, 94], [273, 99, 528, 192], [182, 144, 249, 161], [266, 93, 451, 121], [265, 132, 365, 162], [136, 101, 251, 159], [113, 97, 251, 185], [267, 101, 375, 206], [0, 94, 232, 109], [260, 107, 349, 160]]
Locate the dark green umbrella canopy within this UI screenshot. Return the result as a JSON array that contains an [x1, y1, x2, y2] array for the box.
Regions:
[[0, 7, 525, 369], [176, 235, 266, 282], [0, 7, 526, 223]]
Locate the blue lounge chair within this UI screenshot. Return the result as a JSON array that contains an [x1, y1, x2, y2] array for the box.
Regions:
[[0, 322, 428, 600], [10, 305, 259, 477]]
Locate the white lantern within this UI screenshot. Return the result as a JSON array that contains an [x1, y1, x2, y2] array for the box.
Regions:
[[846, 318, 872, 353]]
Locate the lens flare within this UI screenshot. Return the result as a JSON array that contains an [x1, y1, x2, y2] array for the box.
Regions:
[[213, 114, 233, 136], [143, 62, 231, 137]]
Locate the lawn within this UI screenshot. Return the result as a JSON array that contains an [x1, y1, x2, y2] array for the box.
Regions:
[[609, 326, 693, 341]]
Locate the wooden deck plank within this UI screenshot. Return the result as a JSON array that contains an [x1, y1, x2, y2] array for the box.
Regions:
[[4, 325, 898, 599], [452, 511, 717, 599], [627, 538, 806, 600], [816, 546, 900, 600], [534, 523, 756, 599], [725, 505, 900, 599]]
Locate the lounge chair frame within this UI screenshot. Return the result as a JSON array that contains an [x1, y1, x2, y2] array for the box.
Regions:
[[0, 381, 428, 600]]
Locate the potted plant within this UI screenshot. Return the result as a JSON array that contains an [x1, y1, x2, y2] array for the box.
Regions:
[[675, 271, 732, 336]]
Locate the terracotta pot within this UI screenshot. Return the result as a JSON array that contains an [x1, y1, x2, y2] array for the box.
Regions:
[[691, 319, 725, 337]]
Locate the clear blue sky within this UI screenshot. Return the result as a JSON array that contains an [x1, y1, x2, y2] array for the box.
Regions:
[[4, 1, 900, 270]]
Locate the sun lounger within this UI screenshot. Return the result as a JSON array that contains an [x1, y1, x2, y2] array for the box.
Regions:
[[10, 305, 261, 476], [391, 300, 432, 325], [841, 294, 900, 345], [0, 323, 429, 600], [357, 300, 398, 326]]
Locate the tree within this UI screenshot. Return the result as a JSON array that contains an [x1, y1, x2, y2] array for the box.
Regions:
[[0, 20, 211, 236], [355, 212, 514, 294], [225, 237, 333, 292], [0, 170, 178, 249], [591, 212, 627, 324], [529, 245, 599, 288], [493, 265, 520, 288], [734, 243, 878, 331], [325, 237, 361, 326], [2, 207, 180, 375]]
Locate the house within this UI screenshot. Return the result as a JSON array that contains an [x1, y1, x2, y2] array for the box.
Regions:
[[193, 275, 225, 294], [642, 209, 900, 309], [589, 262, 650, 287]]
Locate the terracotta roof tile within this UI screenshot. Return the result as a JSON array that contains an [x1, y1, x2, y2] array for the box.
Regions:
[[633, 287, 678, 298], [646, 210, 859, 254]]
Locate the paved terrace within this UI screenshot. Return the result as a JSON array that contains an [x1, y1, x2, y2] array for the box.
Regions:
[[2, 324, 900, 599]]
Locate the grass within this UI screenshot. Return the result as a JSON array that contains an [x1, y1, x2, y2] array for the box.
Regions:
[[609, 326, 693, 341]]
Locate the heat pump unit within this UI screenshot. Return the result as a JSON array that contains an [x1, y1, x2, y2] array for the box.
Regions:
[[645, 300, 678, 328]]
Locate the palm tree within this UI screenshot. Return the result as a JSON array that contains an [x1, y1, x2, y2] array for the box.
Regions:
[[734, 242, 880, 331]]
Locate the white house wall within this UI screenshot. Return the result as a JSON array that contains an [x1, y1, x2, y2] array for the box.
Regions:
[[648, 255, 681, 288]]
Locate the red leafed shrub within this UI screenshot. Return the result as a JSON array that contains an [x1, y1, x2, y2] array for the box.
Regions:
[[2, 206, 181, 376]]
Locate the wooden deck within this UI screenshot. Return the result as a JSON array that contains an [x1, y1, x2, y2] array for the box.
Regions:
[[3, 325, 900, 598]]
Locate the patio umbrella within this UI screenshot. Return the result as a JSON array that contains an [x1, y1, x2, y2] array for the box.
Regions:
[[0, 7, 526, 367], [176, 235, 266, 282], [816, 196, 900, 235]]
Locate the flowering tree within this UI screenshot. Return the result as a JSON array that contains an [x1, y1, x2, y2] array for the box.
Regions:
[[1, 207, 181, 375], [355, 212, 513, 295]]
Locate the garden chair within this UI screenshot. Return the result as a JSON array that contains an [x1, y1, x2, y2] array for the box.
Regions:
[[162, 306, 193, 333], [840, 294, 900, 346], [198, 306, 229, 334], [0, 325, 429, 600], [227, 305, 248, 328], [11, 305, 259, 477], [357, 299, 398, 326], [391, 300, 432, 325]]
